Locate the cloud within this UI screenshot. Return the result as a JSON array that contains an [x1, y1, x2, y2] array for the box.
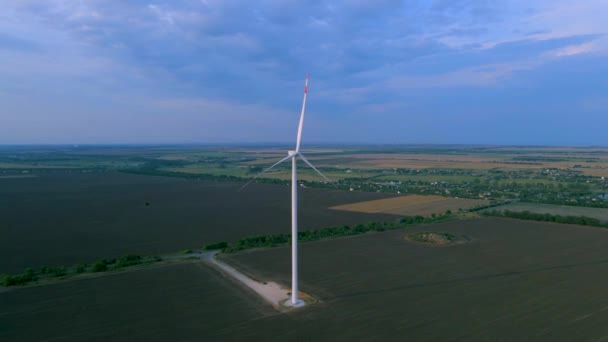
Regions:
[[552, 42, 597, 57], [1, 0, 607, 144]]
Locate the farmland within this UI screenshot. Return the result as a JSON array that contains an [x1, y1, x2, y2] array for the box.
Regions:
[[4, 218, 608, 340], [2, 144, 608, 273], [0, 262, 275, 340], [330, 194, 487, 216], [0, 170, 398, 273], [218, 218, 608, 340], [3, 145, 608, 340], [1, 145, 607, 207]]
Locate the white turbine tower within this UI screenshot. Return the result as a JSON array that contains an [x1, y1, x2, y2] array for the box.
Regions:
[[240, 73, 328, 306]]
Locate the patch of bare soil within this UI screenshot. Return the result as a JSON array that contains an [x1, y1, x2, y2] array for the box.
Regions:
[[406, 232, 470, 246]]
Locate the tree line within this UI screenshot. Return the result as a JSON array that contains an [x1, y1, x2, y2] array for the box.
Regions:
[[1, 254, 161, 287], [481, 210, 607, 228], [206, 213, 454, 253]]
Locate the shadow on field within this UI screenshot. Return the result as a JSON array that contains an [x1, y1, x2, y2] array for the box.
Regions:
[[334, 258, 608, 300]]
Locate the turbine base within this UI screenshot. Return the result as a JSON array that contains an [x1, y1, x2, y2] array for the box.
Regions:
[[284, 298, 306, 308]]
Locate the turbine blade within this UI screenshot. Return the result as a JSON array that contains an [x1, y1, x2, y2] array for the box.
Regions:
[[239, 154, 293, 191], [295, 73, 309, 153], [298, 153, 330, 182]]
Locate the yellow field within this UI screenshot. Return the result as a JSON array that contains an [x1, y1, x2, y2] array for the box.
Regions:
[[339, 158, 607, 170], [330, 195, 488, 216], [241, 149, 608, 175], [579, 168, 608, 177]]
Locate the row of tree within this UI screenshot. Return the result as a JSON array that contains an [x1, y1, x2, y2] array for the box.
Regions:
[[216, 213, 454, 253], [482, 210, 607, 227], [1, 254, 161, 287]]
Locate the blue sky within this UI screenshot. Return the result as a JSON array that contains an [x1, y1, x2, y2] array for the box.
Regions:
[[1, 0, 607, 145]]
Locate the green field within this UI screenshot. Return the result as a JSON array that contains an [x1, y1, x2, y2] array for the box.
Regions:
[[488, 202, 608, 223], [4, 218, 608, 340]]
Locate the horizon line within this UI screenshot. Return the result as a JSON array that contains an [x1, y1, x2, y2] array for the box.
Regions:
[[0, 142, 607, 149]]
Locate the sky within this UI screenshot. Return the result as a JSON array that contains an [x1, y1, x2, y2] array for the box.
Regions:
[[1, 0, 607, 146]]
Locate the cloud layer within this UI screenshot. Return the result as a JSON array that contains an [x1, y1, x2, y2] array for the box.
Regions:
[[1, 0, 607, 145]]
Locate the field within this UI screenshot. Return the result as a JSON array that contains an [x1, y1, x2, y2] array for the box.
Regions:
[[0, 171, 399, 273], [487, 202, 608, 223], [4, 218, 608, 340], [2, 146, 608, 208], [297, 149, 608, 174], [0, 262, 275, 340], [219, 218, 608, 340], [3, 145, 608, 339], [330, 194, 488, 216]]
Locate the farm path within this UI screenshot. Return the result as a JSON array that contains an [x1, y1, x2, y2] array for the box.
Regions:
[[197, 250, 291, 311]]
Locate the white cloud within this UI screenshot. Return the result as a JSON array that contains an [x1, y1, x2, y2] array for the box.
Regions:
[[1, 0, 607, 144], [385, 60, 542, 89], [552, 42, 597, 57], [434, 0, 608, 55]]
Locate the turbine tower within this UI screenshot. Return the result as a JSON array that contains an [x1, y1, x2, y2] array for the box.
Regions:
[[240, 73, 328, 306]]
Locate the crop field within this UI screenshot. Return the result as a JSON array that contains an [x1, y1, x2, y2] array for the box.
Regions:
[[580, 168, 608, 177], [374, 173, 479, 183], [299, 152, 608, 171], [487, 202, 608, 223], [218, 218, 608, 340], [160, 163, 372, 182], [3, 146, 608, 339], [330, 194, 488, 216], [0, 171, 398, 273], [150, 146, 608, 182], [5, 218, 608, 340], [0, 262, 275, 340]]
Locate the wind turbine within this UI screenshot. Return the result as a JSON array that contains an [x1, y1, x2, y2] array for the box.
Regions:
[[240, 73, 328, 306]]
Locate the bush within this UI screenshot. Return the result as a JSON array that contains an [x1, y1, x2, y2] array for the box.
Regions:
[[2, 274, 16, 286], [2, 268, 36, 286], [75, 264, 87, 273], [93, 260, 108, 272], [204, 241, 228, 250], [102, 258, 116, 265], [116, 255, 142, 268], [50, 266, 67, 277], [179, 249, 193, 254]]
